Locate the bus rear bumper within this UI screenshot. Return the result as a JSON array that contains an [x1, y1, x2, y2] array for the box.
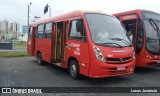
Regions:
[[89, 59, 135, 78]]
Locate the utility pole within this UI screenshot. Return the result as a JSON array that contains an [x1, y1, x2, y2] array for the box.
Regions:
[[27, 3, 32, 34]]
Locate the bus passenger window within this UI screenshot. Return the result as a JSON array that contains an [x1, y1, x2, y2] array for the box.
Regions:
[[44, 23, 52, 38], [69, 20, 86, 41], [37, 24, 44, 38], [29, 27, 32, 38]]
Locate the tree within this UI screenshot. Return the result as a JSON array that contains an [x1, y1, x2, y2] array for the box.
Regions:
[[21, 34, 25, 41]]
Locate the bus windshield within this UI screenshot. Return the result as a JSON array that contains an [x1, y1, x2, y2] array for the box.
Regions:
[[142, 11, 160, 54], [85, 14, 131, 47]]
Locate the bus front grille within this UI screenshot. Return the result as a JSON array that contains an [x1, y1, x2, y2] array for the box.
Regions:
[[106, 56, 132, 64]]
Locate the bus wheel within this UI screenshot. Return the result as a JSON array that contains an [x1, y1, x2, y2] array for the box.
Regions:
[[69, 60, 80, 79], [37, 52, 44, 65]]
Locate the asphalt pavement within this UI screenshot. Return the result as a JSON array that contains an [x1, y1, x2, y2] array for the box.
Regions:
[[0, 57, 160, 96]]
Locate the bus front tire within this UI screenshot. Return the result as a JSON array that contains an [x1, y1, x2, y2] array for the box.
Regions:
[[69, 60, 80, 80], [37, 52, 44, 65]]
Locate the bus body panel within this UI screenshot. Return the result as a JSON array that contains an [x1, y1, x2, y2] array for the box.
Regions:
[[66, 39, 90, 77], [27, 38, 32, 56], [136, 54, 160, 67], [88, 45, 135, 78], [27, 27, 35, 56], [34, 37, 52, 63]]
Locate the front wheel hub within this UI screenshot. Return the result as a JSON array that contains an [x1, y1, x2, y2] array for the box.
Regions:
[[71, 65, 76, 76]]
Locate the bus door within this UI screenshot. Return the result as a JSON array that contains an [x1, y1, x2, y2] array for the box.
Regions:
[[52, 22, 64, 66], [28, 27, 35, 56], [62, 21, 69, 65], [66, 19, 90, 75], [120, 14, 139, 51]]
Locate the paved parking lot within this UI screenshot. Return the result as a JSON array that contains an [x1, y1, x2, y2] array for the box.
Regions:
[[0, 57, 160, 96]]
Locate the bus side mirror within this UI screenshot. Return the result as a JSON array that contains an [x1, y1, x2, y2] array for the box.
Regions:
[[76, 19, 83, 32]]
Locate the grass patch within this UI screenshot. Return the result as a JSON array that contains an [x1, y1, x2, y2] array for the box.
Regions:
[[0, 52, 28, 57], [15, 42, 27, 47]]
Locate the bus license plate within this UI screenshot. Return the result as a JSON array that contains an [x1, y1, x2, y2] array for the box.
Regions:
[[157, 60, 160, 63], [117, 66, 125, 71]]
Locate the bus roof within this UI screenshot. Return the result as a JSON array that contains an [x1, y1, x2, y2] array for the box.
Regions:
[[31, 10, 110, 26], [113, 9, 159, 16]]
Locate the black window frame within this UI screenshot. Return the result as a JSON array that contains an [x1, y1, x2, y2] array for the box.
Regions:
[[44, 22, 53, 39], [136, 18, 144, 54], [68, 19, 86, 42], [36, 24, 45, 38]]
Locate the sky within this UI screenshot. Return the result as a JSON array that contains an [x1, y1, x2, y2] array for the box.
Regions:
[[0, 0, 160, 32]]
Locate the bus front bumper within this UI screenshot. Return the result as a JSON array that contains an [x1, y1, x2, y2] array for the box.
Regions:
[[89, 59, 136, 78], [136, 55, 160, 67]]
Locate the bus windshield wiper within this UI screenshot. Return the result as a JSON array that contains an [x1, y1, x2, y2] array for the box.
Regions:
[[144, 18, 160, 38], [108, 37, 132, 46], [148, 18, 159, 31], [147, 37, 159, 40], [97, 42, 123, 48]]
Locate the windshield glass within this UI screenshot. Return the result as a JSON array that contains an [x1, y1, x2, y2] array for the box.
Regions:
[[85, 14, 131, 47], [142, 11, 160, 53]]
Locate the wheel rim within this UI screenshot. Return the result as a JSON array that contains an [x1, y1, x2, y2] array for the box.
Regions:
[[70, 64, 76, 77]]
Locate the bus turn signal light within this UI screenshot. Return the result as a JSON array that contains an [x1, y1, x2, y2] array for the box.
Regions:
[[146, 54, 152, 59], [146, 54, 160, 60]]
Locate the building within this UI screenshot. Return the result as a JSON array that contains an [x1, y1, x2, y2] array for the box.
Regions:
[[22, 25, 28, 34], [0, 20, 1, 34], [10, 21, 20, 32], [0, 19, 20, 42], [1, 19, 9, 33]]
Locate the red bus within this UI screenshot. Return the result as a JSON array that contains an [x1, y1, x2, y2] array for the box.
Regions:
[[27, 10, 135, 79], [113, 9, 160, 67]]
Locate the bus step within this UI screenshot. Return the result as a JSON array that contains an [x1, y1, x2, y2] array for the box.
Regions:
[[52, 63, 62, 67]]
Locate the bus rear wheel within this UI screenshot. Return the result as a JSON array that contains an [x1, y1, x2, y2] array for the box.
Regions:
[[37, 52, 44, 65], [69, 60, 80, 79]]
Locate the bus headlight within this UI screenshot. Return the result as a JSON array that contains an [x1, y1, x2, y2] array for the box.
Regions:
[[93, 46, 105, 62], [132, 51, 135, 60]]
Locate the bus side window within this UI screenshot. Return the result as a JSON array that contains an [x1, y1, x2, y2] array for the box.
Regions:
[[29, 27, 32, 38], [136, 20, 144, 53], [37, 24, 44, 38], [69, 19, 86, 41], [44, 23, 52, 39]]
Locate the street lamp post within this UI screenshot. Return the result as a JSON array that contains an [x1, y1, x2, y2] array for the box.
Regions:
[[27, 3, 32, 34], [48, 6, 51, 17]]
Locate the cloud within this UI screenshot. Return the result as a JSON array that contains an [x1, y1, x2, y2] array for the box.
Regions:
[[0, 0, 160, 32]]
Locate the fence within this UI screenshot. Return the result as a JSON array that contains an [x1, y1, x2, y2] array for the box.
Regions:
[[0, 40, 27, 51], [0, 42, 13, 50]]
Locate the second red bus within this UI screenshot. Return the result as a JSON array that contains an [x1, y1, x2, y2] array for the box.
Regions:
[[113, 9, 160, 67]]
